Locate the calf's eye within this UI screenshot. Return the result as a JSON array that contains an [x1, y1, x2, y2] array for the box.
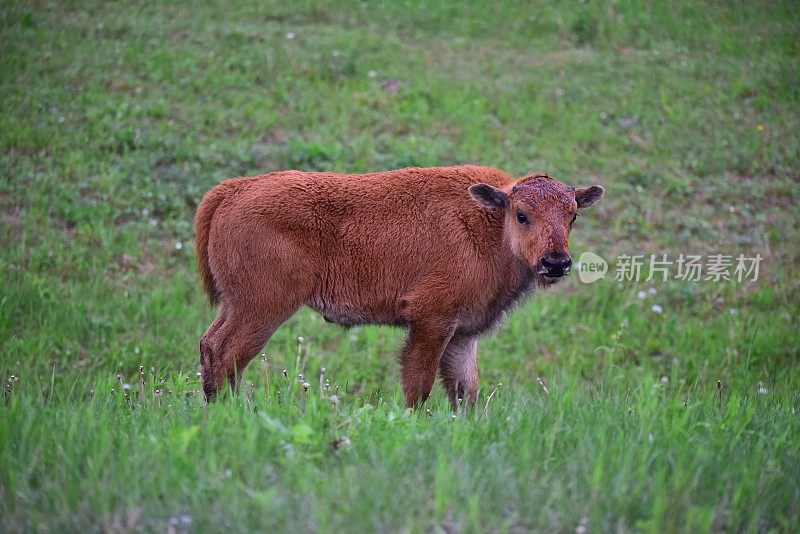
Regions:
[[571, 214, 577, 224], [516, 210, 529, 225]]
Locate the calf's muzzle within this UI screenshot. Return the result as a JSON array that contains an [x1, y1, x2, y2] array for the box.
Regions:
[[538, 252, 572, 280]]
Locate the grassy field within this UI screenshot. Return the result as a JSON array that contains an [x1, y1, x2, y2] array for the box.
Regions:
[[1, 0, 799, 531]]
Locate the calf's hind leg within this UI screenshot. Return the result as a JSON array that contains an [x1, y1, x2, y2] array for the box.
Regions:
[[200, 301, 228, 397], [201, 301, 302, 400], [201, 231, 315, 400], [200, 260, 312, 400]]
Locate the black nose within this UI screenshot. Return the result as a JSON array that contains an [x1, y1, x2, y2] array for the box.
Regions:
[[540, 253, 572, 277]]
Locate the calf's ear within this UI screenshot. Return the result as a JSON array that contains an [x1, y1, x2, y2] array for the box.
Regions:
[[575, 185, 604, 209], [469, 183, 507, 210]]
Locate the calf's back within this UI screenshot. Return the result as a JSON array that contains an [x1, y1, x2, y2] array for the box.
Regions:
[[204, 165, 516, 329]]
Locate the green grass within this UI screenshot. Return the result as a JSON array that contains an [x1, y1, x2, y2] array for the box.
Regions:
[[1, 0, 799, 531]]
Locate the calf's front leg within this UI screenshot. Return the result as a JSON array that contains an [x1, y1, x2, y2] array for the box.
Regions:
[[439, 335, 479, 411], [399, 321, 455, 408]]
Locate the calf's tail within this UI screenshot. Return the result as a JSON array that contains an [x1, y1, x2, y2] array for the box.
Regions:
[[194, 178, 248, 305]]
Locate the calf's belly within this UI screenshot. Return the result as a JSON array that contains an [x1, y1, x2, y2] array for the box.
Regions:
[[306, 296, 406, 327], [306, 265, 410, 328]]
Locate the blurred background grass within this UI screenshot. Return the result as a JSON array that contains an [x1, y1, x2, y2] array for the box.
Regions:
[[1, 1, 799, 531]]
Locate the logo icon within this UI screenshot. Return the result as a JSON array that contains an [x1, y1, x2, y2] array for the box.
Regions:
[[576, 251, 607, 284]]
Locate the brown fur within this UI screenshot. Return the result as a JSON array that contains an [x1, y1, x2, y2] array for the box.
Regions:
[[194, 165, 603, 409]]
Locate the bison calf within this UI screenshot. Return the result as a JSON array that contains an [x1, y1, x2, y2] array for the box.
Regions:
[[195, 165, 603, 409]]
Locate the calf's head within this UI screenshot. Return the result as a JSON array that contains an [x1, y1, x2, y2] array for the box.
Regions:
[[469, 173, 604, 284]]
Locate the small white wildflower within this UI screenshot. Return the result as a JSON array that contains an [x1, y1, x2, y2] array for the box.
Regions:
[[729, 205, 736, 213], [367, 70, 377, 78], [729, 308, 738, 315], [757, 382, 768, 395], [648, 287, 657, 295], [332, 49, 341, 57], [651, 304, 663, 314], [660, 376, 669, 384], [329, 395, 339, 406], [134, 346, 140, 354], [332, 436, 351, 450], [637, 290, 647, 299], [175, 241, 183, 250], [285, 31, 295, 40]]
